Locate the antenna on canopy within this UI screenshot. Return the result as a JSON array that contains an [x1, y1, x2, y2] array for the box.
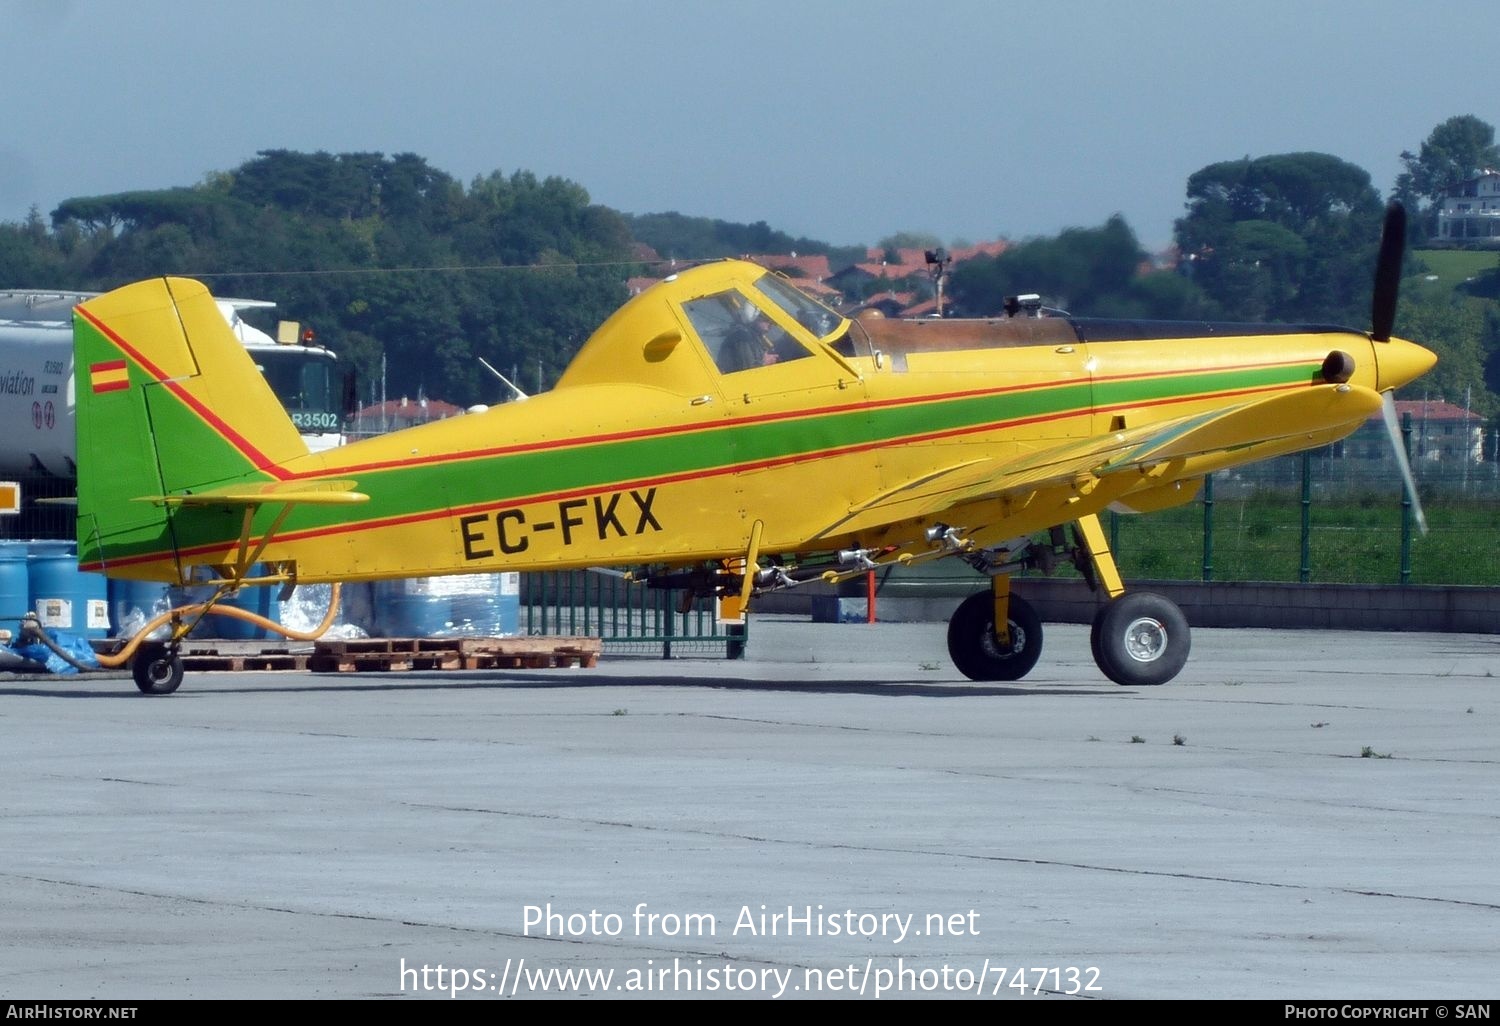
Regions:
[[478, 356, 529, 402]]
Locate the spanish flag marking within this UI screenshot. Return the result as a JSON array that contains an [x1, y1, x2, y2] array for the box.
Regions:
[[90, 360, 129, 394]]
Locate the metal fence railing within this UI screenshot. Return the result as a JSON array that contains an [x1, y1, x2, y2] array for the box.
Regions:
[[1102, 443, 1500, 587], [522, 570, 746, 659]]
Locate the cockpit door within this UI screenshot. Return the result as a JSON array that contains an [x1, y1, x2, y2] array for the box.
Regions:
[[678, 286, 862, 410]]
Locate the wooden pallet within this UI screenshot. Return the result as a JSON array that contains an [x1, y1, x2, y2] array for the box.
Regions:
[[181, 651, 311, 672], [102, 636, 600, 674], [307, 636, 601, 673]]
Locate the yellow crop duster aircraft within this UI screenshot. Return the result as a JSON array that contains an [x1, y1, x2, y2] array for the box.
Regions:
[[70, 204, 1433, 693]]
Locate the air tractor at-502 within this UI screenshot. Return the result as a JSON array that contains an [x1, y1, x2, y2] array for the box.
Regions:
[[65, 203, 1433, 694]]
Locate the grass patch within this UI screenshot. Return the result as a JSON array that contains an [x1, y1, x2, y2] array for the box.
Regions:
[[1410, 249, 1498, 290], [876, 466, 1500, 591], [1105, 495, 1500, 586]]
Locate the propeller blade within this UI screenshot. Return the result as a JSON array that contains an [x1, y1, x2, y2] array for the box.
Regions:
[[1380, 390, 1428, 535], [1371, 200, 1406, 343]]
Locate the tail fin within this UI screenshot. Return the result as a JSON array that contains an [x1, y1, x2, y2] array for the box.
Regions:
[[73, 277, 309, 579]]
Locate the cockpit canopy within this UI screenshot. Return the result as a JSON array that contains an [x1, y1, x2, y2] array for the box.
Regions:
[[555, 261, 852, 393]]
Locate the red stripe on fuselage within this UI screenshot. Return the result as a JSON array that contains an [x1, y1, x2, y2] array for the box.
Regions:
[[299, 356, 1319, 478], [82, 375, 1309, 573]]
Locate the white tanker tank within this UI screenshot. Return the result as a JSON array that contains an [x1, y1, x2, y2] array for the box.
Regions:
[[0, 289, 347, 479]]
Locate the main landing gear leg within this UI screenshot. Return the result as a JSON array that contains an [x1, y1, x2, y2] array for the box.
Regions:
[[946, 573, 1044, 682], [1075, 514, 1190, 686]]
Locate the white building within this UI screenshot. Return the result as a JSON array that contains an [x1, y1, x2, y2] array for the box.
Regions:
[[1345, 399, 1485, 464], [1435, 169, 1500, 244]]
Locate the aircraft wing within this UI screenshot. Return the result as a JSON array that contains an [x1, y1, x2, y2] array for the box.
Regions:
[[1093, 385, 1384, 472], [817, 384, 1383, 538], [141, 479, 369, 506]]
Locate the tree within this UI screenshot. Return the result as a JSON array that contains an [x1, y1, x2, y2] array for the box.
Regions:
[[1395, 115, 1500, 208], [32, 150, 640, 407], [622, 211, 850, 263], [948, 215, 1190, 317], [1396, 293, 1493, 416], [1174, 153, 1384, 324], [0, 208, 72, 285], [877, 231, 942, 260]]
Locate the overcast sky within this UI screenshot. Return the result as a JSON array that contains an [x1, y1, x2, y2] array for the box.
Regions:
[[2, 0, 1492, 252]]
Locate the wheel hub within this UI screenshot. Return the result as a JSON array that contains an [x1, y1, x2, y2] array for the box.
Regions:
[[984, 622, 1026, 658], [1122, 617, 1167, 663]]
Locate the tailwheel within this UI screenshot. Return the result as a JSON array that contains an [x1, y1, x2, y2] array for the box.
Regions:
[[1091, 592, 1189, 686], [946, 591, 1043, 682], [132, 642, 185, 695]]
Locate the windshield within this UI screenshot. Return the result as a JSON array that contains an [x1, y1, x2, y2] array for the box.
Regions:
[[753, 273, 844, 341], [254, 348, 342, 433]]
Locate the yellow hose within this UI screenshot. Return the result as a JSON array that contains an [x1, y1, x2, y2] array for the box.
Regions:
[[93, 582, 343, 669]]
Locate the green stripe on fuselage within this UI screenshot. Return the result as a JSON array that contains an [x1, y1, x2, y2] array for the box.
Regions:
[[111, 359, 1318, 563], [1093, 363, 1313, 408]]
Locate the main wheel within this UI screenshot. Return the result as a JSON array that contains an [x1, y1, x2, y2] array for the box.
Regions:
[[1093, 592, 1189, 686], [946, 591, 1043, 681], [1089, 604, 1106, 666], [132, 643, 184, 695]]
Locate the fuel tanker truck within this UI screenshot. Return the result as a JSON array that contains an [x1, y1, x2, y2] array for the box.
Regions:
[[0, 288, 346, 482]]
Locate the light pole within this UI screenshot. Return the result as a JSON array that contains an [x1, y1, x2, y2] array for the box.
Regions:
[[924, 248, 951, 317]]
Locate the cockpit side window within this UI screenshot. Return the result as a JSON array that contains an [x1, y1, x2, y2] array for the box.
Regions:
[[682, 289, 816, 376]]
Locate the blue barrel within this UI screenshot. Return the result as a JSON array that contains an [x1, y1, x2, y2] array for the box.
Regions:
[[372, 573, 519, 638], [198, 567, 281, 640], [0, 541, 30, 626], [28, 548, 110, 639], [167, 565, 281, 640], [373, 592, 455, 638], [108, 578, 173, 638], [496, 572, 520, 635], [202, 583, 281, 640]]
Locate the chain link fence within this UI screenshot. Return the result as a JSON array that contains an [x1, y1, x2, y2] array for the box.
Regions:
[[1109, 444, 1500, 587]]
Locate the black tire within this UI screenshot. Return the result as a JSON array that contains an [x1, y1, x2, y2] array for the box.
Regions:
[[946, 591, 1043, 682], [1093, 592, 1190, 686], [1089, 603, 1107, 668], [132, 644, 184, 695]]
